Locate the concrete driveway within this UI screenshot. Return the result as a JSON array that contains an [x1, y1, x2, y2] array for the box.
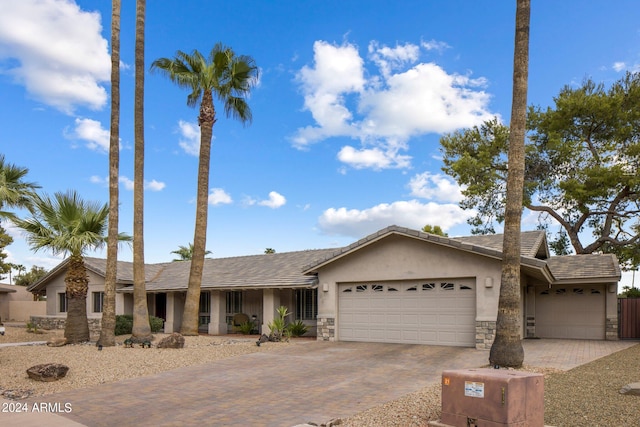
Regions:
[[6, 339, 636, 427]]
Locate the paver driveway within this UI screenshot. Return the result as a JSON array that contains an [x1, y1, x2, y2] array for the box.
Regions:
[[6, 339, 636, 427]]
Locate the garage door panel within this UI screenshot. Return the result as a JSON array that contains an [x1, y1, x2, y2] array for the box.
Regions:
[[338, 280, 476, 347], [536, 285, 605, 340]]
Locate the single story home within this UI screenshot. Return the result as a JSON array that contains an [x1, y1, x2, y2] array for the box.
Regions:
[[27, 225, 621, 348]]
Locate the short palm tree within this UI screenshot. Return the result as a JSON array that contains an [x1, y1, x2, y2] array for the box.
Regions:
[[151, 44, 258, 335], [0, 154, 40, 219], [171, 243, 212, 261], [13, 190, 131, 343]]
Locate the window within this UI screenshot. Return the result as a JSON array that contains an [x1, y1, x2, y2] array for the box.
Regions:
[[440, 283, 455, 291], [422, 283, 435, 291], [356, 285, 368, 292], [199, 292, 211, 327], [372, 285, 384, 292], [226, 291, 242, 314], [295, 288, 317, 320], [92, 292, 104, 313], [58, 293, 68, 313]]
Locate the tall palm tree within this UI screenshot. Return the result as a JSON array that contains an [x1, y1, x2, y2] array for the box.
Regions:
[[0, 154, 40, 219], [13, 191, 131, 343], [98, 0, 122, 348], [489, 0, 530, 368], [131, 0, 151, 343], [171, 243, 211, 261], [151, 45, 258, 335]]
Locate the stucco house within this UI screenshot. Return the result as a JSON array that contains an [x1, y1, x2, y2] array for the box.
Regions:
[[28, 225, 621, 348], [0, 283, 45, 322]]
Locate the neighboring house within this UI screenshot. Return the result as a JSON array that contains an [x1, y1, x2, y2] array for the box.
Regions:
[[0, 283, 45, 322], [28, 225, 621, 348]]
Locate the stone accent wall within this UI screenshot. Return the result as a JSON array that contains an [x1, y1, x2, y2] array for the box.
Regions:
[[475, 320, 496, 349], [30, 316, 102, 341], [606, 316, 619, 341], [317, 317, 335, 341]]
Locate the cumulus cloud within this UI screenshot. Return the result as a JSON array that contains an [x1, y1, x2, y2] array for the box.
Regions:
[[177, 120, 201, 156], [293, 39, 496, 170], [208, 188, 232, 205], [408, 172, 464, 203], [259, 191, 287, 208], [68, 118, 110, 152], [317, 199, 473, 238], [0, 0, 110, 113]]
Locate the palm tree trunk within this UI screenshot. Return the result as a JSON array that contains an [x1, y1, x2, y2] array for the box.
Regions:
[[64, 254, 90, 343], [489, 0, 530, 368], [181, 90, 215, 335], [131, 0, 151, 342], [98, 0, 121, 348]]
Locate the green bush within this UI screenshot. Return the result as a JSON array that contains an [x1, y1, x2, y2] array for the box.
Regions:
[[287, 320, 309, 337], [115, 315, 164, 335], [238, 321, 254, 335]]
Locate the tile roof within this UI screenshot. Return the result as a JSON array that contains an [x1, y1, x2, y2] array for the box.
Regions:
[[546, 253, 621, 282], [120, 248, 338, 292]]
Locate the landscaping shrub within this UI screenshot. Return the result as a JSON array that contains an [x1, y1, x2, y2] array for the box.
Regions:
[[287, 320, 308, 337], [115, 315, 164, 335]]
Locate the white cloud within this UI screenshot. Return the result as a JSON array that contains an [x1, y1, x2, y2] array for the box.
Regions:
[[317, 199, 473, 238], [69, 118, 109, 152], [613, 62, 627, 72], [337, 145, 411, 170], [293, 39, 496, 170], [421, 39, 451, 53], [0, 0, 110, 113], [208, 188, 232, 205], [259, 191, 287, 209], [91, 175, 165, 192], [177, 120, 201, 156], [408, 172, 464, 203]]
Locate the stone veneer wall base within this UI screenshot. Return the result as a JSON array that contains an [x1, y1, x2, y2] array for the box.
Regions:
[[30, 316, 101, 341], [317, 317, 335, 341], [475, 320, 496, 350]]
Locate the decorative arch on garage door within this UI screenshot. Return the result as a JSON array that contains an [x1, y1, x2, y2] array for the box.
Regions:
[[337, 279, 476, 347]]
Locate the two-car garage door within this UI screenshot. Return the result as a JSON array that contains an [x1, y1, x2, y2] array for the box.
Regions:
[[338, 279, 476, 347]]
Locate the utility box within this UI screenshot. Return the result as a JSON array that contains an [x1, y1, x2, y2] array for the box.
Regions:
[[437, 368, 544, 427]]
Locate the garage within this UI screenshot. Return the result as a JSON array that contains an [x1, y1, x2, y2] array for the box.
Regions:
[[535, 285, 606, 339], [338, 279, 476, 346]]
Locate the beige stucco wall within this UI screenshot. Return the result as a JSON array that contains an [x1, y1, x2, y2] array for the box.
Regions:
[[1, 285, 38, 322], [316, 234, 506, 341]]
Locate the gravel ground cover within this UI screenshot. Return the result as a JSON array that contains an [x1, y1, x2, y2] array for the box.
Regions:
[[1, 325, 639, 426]]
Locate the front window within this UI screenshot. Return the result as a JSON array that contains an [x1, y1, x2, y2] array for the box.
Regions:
[[199, 292, 211, 327], [225, 291, 243, 325], [92, 292, 104, 313], [295, 288, 317, 320], [58, 293, 68, 313]]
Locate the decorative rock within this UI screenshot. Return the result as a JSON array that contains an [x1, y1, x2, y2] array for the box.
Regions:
[[620, 382, 640, 396], [26, 363, 69, 382], [46, 337, 67, 347], [156, 332, 185, 349]]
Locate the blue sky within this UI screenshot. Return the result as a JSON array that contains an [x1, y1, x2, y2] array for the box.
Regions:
[[1, 1, 639, 287]]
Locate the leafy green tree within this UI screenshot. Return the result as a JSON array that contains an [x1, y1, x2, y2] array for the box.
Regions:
[[264, 248, 276, 254], [13, 265, 47, 287], [13, 191, 131, 343], [421, 225, 448, 237], [489, 0, 529, 368], [98, 0, 122, 348], [441, 72, 640, 270], [619, 285, 640, 298], [171, 243, 212, 261], [151, 44, 259, 335], [0, 225, 13, 281]]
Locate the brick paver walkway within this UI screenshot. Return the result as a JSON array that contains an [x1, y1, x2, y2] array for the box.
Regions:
[[1, 339, 636, 427]]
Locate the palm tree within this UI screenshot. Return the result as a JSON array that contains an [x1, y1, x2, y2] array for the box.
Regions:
[[171, 243, 211, 261], [0, 154, 40, 219], [151, 45, 258, 335], [13, 191, 131, 343], [489, 0, 530, 368], [131, 0, 152, 343], [98, 0, 122, 348]]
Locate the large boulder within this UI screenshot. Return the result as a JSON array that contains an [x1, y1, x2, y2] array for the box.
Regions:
[[620, 382, 640, 396], [27, 363, 69, 382], [156, 332, 185, 349], [46, 337, 67, 347]]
